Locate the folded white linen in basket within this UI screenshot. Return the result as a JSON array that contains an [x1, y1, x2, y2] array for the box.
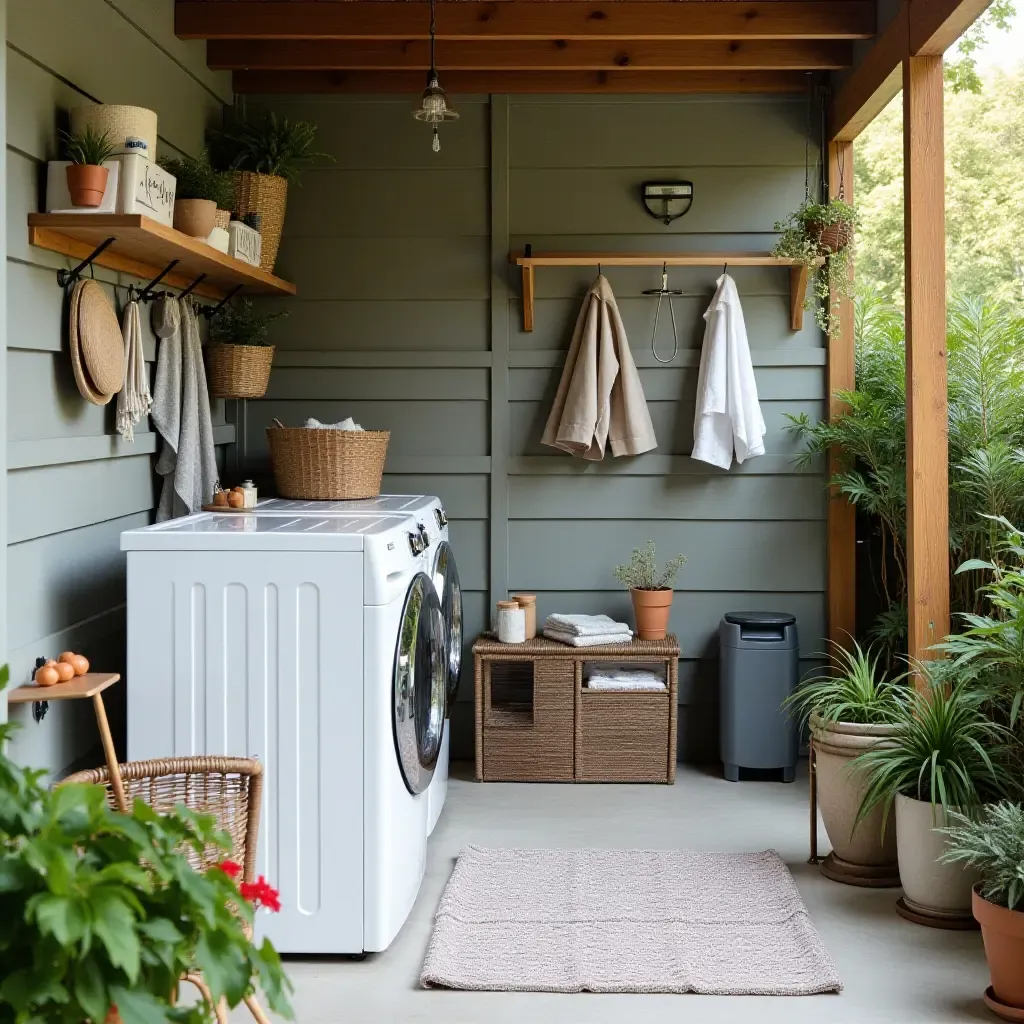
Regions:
[[304, 416, 364, 431], [543, 628, 633, 647], [587, 670, 666, 691], [545, 613, 632, 637]]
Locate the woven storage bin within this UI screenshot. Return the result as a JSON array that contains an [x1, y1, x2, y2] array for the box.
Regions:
[[70, 104, 158, 160], [215, 208, 231, 231], [232, 171, 287, 273], [206, 342, 274, 399], [267, 424, 390, 500], [808, 219, 852, 254], [577, 691, 672, 782]]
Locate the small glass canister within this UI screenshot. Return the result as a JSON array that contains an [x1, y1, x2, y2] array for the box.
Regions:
[[513, 594, 537, 640], [496, 600, 526, 644], [240, 479, 258, 509]]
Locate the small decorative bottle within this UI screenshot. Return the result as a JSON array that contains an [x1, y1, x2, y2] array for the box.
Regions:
[[496, 600, 526, 644], [513, 594, 537, 640], [240, 479, 258, 509]]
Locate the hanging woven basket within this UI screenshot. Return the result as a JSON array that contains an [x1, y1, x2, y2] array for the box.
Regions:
[[231, 171, 288, 274], [808, 219, 853, 254], [205, 343, 274, 399]]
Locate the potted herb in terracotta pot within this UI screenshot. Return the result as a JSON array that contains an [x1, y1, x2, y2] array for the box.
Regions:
[[161, 152, 234, 240], [772, 196, 857, 336], [784, 641, 906, 886], [852, 667, 1010, 924], [62, 125, 117, 207], [206, 297, 288, 399], [941, 803, 1024, 1021], [613, 540, 686, 640]]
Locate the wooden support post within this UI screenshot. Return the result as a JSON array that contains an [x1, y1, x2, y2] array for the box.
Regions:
[[903, 55, 949, 676], [827, 140, 857, 649], [92, 692, 128, 812], [521, 263, 535, 333], [789, 264, 808, 331]]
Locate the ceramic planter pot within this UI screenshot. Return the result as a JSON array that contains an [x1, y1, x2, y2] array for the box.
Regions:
[[66, 163, 109, 207], [174, 198, 217, 239], [974, 888, 1024, 1019], [630, 587, 673, 640], [895, 794, 979, 918], [811, 714, 900, 886]]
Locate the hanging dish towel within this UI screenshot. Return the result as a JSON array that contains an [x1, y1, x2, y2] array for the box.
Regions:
[[151, 297, 218, 520], [541, 274, 656, 461], [115, 297, 152, 442], [691, 273, 766, 470]]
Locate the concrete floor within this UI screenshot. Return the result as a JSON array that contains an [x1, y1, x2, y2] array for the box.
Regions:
[[267, 764, 992, 1024]]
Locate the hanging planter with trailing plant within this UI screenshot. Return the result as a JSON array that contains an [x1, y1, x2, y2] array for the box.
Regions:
[[206, 298, 288, 399]]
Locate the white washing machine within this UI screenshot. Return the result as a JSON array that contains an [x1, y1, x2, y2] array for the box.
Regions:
[[120, 512, 447, 954], [254, 497, 462, 836]]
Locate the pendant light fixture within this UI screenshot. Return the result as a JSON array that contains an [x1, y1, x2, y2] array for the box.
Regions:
[[412, 0, 458, 153]]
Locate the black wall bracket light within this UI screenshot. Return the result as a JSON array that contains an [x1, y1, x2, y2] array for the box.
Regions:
[[640, 181, 694, 225]]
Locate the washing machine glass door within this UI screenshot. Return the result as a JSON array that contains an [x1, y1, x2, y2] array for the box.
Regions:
[[431, 541, 463, 716], [393, 572, 447, 795]]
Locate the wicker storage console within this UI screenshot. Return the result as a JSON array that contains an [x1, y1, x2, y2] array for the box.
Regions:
[[473, 634, 679, 784]]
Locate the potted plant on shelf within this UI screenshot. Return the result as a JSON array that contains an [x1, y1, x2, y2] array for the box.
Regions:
[[852, 667, 1010, 924], [941, 802, 1024, 1021], [206, 298, 288, 399], [772, 197, 858, 336], [613, 540, 686, 640], [160, 152, 234, 240], [784, 641, 905, 886], [210, 112, 331, 273], [0, 667, 293, 1024], [62, 125, 117, 207]]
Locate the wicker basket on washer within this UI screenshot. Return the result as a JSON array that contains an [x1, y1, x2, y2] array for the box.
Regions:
[[267, 419, 390, 499]]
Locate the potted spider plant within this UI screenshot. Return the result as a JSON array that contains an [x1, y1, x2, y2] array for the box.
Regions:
[[613, 540, 686, 640], [784, 640, 906, 886], [62, 125, 117, 207], [160, 152, 234, 240], [772, 197, 857, 337], [210, 112, 331, 273], [941, 803, 1024, 1021], [852, 666, 1010, 923], [206, 298, 288, 399]]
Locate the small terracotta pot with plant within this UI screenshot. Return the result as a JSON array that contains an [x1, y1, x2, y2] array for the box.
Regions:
[[940, 803, 1024, 1021], [613, 540, 686, 641], [206, 297, 288, 399], [161, 152, 235, 240], [62, 125, 117, 207]]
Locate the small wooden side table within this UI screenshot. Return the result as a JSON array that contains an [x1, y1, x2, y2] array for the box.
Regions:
[[7, 673, 126, 811]]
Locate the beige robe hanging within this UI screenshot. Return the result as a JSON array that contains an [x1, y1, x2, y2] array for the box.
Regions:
[[541, 274, 657, 461]]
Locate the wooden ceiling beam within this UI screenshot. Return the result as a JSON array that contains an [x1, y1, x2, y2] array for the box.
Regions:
[[232, 69, 810, 95], [209, 38, 851, 72], [178, 1, 875, 42], [910, 0, 992, 55]]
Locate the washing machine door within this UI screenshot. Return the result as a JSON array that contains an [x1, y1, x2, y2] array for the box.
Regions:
[[393, 572, 447, 795], [431, 541, 463, 716]]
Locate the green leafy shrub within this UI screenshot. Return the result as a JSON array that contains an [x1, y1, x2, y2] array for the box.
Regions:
[[62, 126, 117, 166], [160, 153, 235, 208], [209, 299, 288, 348], [613, 540, 686, 591], [210, 113, 331, 184], [940, 802, 1024, 910]]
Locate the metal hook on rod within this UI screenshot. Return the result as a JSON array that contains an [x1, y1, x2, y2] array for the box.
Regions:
[[179, 274, 207, 300], [137, 260, 180, 303], [57, 237, 116, 289], [642, 262, 684, 364], [200, 284, 242, 319]]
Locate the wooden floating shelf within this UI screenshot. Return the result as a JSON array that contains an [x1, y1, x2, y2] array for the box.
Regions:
[[28, 214, 296, 299], [511, 251, 820, 333]]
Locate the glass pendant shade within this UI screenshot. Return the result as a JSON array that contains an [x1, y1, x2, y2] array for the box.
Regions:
[[411, 0, 458, 152]]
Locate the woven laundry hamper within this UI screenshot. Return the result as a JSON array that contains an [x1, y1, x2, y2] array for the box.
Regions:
[[70, 104, 158, 160], [232, 171, 288, 273], [267, 421, 390, 499], [206, 343, 275, 399]]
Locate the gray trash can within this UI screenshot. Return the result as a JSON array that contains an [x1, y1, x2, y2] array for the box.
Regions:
[[719, 611, 799, 783]]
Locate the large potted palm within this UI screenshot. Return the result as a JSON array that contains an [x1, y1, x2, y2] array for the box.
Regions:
[[785, 641, 905, 886]]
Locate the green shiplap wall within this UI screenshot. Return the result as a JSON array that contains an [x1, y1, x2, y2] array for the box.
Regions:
[[4, 0, 233, 775], [245, 92, 827, 763]]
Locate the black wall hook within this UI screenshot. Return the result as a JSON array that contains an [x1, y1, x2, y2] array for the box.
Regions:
[[179, 274, 207, 299], [200, 284, 242, 319], [57, 237, 116, 289], [137, 260, 180, 303]]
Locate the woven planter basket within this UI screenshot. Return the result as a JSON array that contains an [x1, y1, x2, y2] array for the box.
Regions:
[[267, 422, 390, 499], [214, 208, 231, 231], [808, 219, 853, 254], [70, 104, 158, 160], [232, 171, 288, 273], [205, 343, 274, 399]]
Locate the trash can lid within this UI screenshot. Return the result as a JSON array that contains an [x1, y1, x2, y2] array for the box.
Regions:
[[724, 611, 796, 627]]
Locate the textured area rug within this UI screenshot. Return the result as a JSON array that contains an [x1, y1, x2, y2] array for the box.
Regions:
[[421, 847, 842, 995]]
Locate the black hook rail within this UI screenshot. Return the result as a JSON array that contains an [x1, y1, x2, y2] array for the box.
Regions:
[[200, 284, 242, 319], [137, 259, 180, 303], [57, 237, 116, 288]]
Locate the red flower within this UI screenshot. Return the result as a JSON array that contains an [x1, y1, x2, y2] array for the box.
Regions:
[[217, 860, 242, 879], [240, 875, 282, 913]]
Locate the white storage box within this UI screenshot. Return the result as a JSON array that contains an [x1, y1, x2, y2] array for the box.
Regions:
[[116, 154, 175, 226], [228, 220, 262, 267]]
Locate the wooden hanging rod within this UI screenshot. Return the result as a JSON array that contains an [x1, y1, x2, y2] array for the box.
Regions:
[[509, 251, 822, 333]]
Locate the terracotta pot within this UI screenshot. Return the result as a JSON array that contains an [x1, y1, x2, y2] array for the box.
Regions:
[[66, 163, 109, 207], [895, 794, 979, 916], [811, 714, 900, 880], [174, 198, 217, 239], [975, 888, 1024, 1014], [630, 587, 673, 640]]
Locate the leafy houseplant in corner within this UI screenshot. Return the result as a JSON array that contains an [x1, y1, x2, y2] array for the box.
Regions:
[[206, 298, 288, 399], [161, 152, 235, 241], [852, 667, 1009, 924], [772, 197, 857, 336], [0, 665, 293, 1024], [613, 540, 686, 640], [941, 803, 1024, 1020], [210, 112, 331, 273], [784, 641, 905, 887], [63, 125, 117, 207]]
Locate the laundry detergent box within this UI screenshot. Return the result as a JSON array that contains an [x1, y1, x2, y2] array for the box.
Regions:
[[115, 154, 175, 226]]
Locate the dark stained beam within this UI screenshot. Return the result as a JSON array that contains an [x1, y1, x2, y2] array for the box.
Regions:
[[210, 38, 851, 72], [177, 1, 875, 41]]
